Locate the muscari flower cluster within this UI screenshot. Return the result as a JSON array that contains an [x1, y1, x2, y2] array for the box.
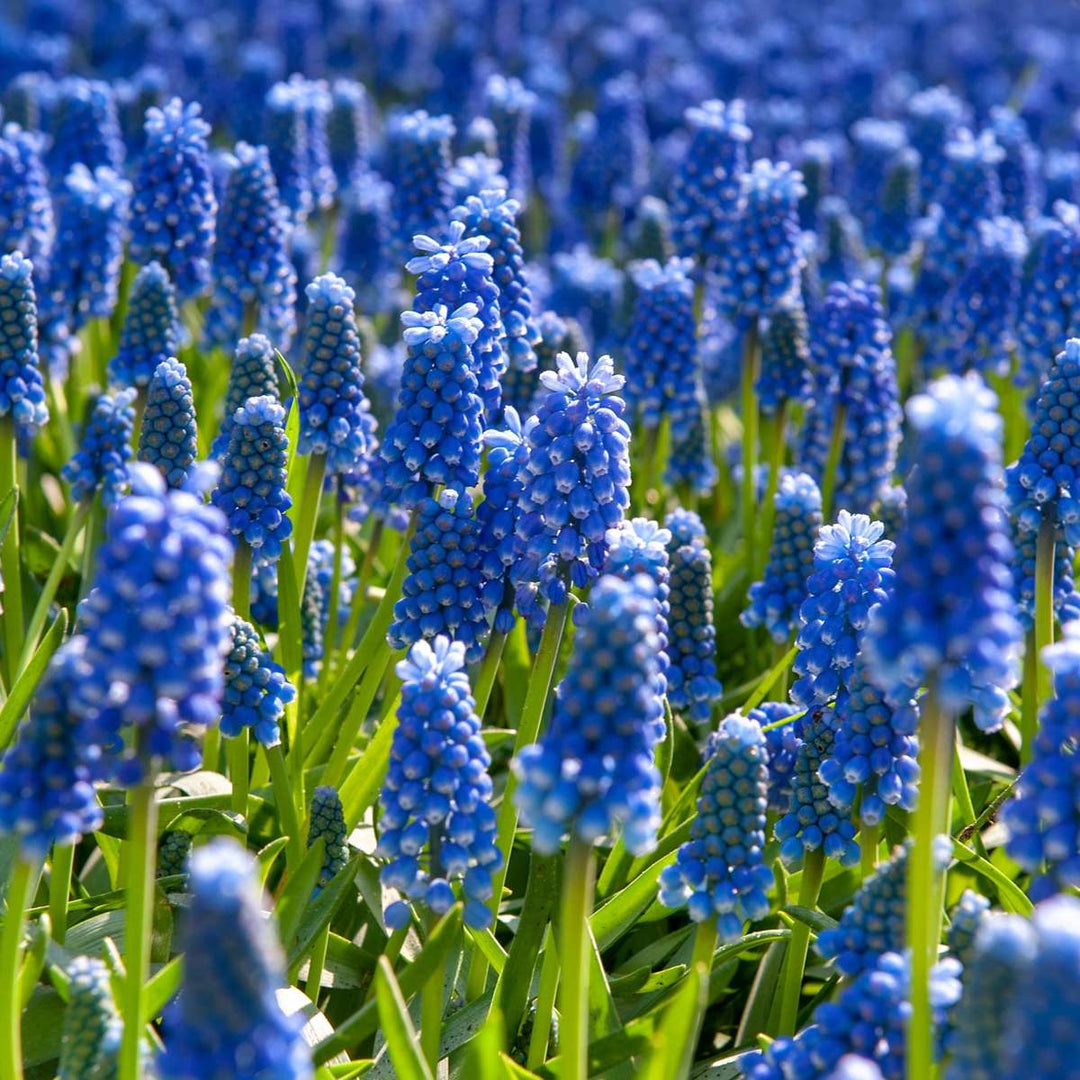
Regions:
[[865, 374, 1021, 732], [211, 334, 280, 460], [664, 509, 723, 722], [451, 189, 540, 378], [946, 889, 991, 970], [511, 352, 632, 624], [158, 829, 193, 877], [328, 78, 370, 183], [0, 123, 53, 278], [906, 84, 969, 208], [742, 472, 823, 643], [221, 615, 295, 748], [377, 637, 502, 931], [850, 119, 919, 257], [265, 78, 314, 225], [1009, 512, 1080, 633], [205, 142, 298, 350], [790, 512, 894, 708], [447, 152, 508, 205], [408, 223, 504, 421], [337, 171, 397, 313], [665, 403, 718, 495], [62, 388, 136, 505], [76, 464, 232, 781], [744, 951, 961, 1080], [387, 487, 488, 663], [385, 110, 455, 262], [109, 261, 182, 390], [752, 702, 804, 813], [549, 245, 623, 353], [713, 159, 805, 324], [514, 574, 665, 856], [988, 105, 1040, 222], [297, 273, 371, 474], [774, 706, 860, 868], [1001, 633, 1080, 900], [758, 295, 812, 414], [128, 97, 217, 299], [0, 637, 102, 856], [47, 77, 125, 178], [658, 713, 772, 940], [668, 98, 751, 263], [308, 785, 349, 897], [946, 896, 1080, 1080], [808, 196, 866, 295], [300, 558, 325, 680], [816, 838, 951, 977], [137, 356, 198, 489], [624, 256, 701, 437], [484, 74, 536, 203], [0, 250, 47, 436], [380, 303, 485, 507], [58, 956, 122, 1080], [157, 840, 313, 1080]]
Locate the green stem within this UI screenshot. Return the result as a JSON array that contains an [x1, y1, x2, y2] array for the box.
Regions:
[[1031, 515, 1056, 755], [777, 848, 825, 1036], [526, 927, 560, 1070], [17, 500, 90, 676], [338, 519, 385, 675], [232, 539, 252, 622], [320, 644, 393, 787], [687, 919, 718, 1053], [860, 822, 879, 878], [318, 487, 345, 700], [820, 401, 848, 521], [472, 628, 507, 720], [756, 403, 788, 580], [292, 454, 327, 600], [420, 913, 445, 1071], [48, 844, 75, 945], [305, 924, 330, 1002], [906, 686, 954, 1080], [0, 417, 23, 691], [266, 743, 304, 872], [229, 731, 250, 816], [740, 323, 760, 572], [120, 780, 158, 1080], [1021, 629, 1038, 768], [0, 856, 39, 1080], [559, 839, 595, 1080]]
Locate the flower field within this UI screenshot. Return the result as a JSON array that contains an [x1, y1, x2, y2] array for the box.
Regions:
[[0, 1, 1078, 1078]]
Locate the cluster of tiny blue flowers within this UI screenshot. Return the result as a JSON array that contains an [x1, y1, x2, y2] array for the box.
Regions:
[[624, 257, 701, 436], [742, 472, 823, 642], [713, 159, 806, 324], [0, 123, 53, 278], [387, 488, 489, 663], [128, 97, 217, 299], [328, 79, 370, 184], [821, 657, 920, 825], [451, 189, 540, 377], [758, 296, 812, 414], [157, 839, 313, 1080], [946, 889, 991, 970], [62, 388, 136, 505], [158, 829, 193, 877], [137, 356, 198, 489], [850, 119, 919, 257], [865, 374, 1021, 731], [407, 223, 504, 421], [221, 614, 295, 748], [381, 303, 485, 507], [511, 352, 632, 622], [669, 99, 751, 263], [385, 110, 455, 262], [205, 142, 298, 350], [664, 510, 723, 721], [211, 334, 280, 460], [336, 171, 398, 313], [47, 77, 125, 178], [76, 464, 232, 781], [108, 261, 182, 390], [484, 74, 536, 203], [988, 106, 1040, 222], [265, 78, 315, 225], [774, 707, 860, 868], [0, 637, 102, 856], [0, 251, 47, 435], [297, 273, 371, 474], [549, 246, 624, 353], [816, 838, 950, 976], [58, 956, 122, 1080], [664, 406, 718, 495], [1009, 516, 1080, 632], [447, 152, 508, 205], [906, 85, 969, 207], [513, 574, 665, 856], [212, 395, 293, 565], [752, 702, 804, 813], [308, 785, 349, 896], [301, 557, 326, 680], [658, 713, 772, 939], [377, 637, 502, 931]]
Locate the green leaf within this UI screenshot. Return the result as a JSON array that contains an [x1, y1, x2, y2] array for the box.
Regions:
[[98, 793, 242, 840], [276, 539, 304, 678], [782, 905, 838, 934], [275, 838, 326, 947], [609, 964, 687, 997], [21, 986, 65, 1068], [257, 836, 291, 889], [467, 1006, 507, 1080], [341, 713, 398, 831], [660, 958, 707, 1080], [287, 853, 362, 967], [374, 956, 434, 1080], [276, 349, 300, 401], [313, 905, 463, 1065], [19, 913, 50, 1008], [501, 1055, 544, 1079], [0, 487, 17, 548], [145, 955, 183, 1020], [0, 608, 67, 750], [590, 852, 676, 951], [950, 839, 1033, 915], [466, 925, 507, 975], [742, 646, 798, 712]]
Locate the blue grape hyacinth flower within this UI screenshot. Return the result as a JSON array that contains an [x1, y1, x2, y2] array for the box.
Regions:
[[0, 123, 54, 278], [988, 105, 1041, 222], [865, 374, 1021, 731], [137, 356, 198, 489], [906, 84, 969, 208], [758, 295, 812, 415], [211, 395, 293, 566], [753, 702, 804, 814], [308, 785, 349, 896], [377, 637, 503, 931], [47, 77, 125, 179], [211, 334, 280, 461], [658, 713, 772, 940], [58, 955, 122, 1080], [157, 839, 313, 1080], [0, 250, 47, 436], [221, 614, 295, 747], [108, 261, 182, 391], [484, 74, 536, 203], [513, 574, 665, 857], [62, 389, 136, 506], [385, 110, 455, 263], [128, 97, 217, 299], [328, 78, 370, 184], [850, 118, 919, 258], [337, 171, 399, 314]]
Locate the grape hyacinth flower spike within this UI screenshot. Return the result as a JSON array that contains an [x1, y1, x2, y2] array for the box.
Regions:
[[308, 785, 349, 897], [221, 614, 296, 748], [136, 356, 198, 489], [0, 251, 47, 437], [385, 110, 455, 263], [211, 333, 280, 461], [377, 637, 502, 931], [58, 956, 123, 1080], [62, 388, 137, 506], [108, 260, 182, 391]]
